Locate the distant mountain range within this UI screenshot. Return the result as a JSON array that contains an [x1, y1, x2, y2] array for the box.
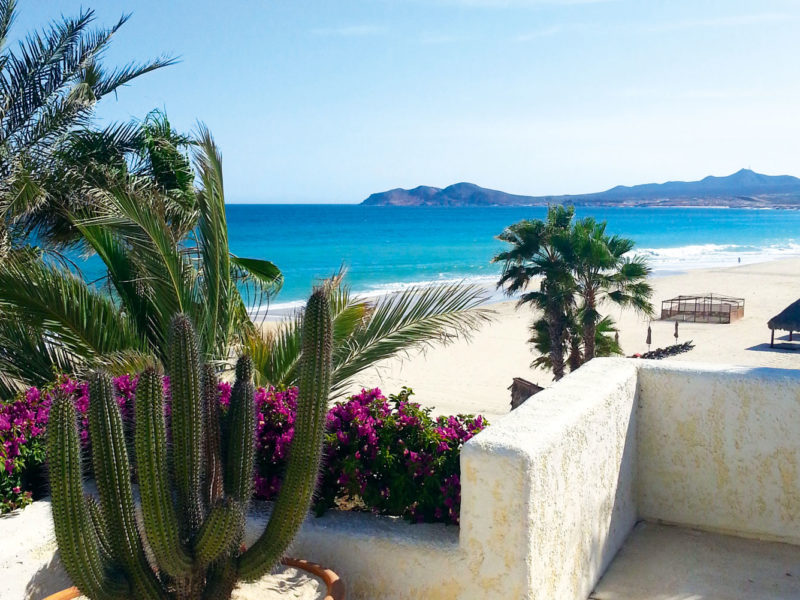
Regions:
[[361, 169, 800, 208]]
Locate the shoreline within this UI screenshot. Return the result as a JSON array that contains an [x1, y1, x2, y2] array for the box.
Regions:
[[349, 257, 800, 420], [252, 253, 800, 321]]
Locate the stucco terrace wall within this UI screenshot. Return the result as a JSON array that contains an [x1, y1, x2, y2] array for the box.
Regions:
[[4, 359, 799, 600], [636, 361, 800, 545]]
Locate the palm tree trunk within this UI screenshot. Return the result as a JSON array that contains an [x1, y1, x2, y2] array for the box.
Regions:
[[583, 290, 597, 361], [568, 333, 582, 371], [547, 308, 566, 380]]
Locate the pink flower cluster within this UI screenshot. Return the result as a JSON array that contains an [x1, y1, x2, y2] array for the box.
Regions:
[[255, 386, 488, 525], [253, 386, 298, 499], [0, 374, 226, 513], [3, 378, 486, 524]]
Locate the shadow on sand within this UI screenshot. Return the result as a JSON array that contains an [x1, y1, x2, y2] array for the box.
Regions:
[[24, 551, 72, 600], [746, 342, 800, 353]]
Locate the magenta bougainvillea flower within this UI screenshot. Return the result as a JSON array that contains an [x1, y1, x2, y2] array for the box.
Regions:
[[2, 377, 486, 523]]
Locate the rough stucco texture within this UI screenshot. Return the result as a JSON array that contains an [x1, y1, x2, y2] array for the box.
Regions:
[[636, 362, 800, 545], [461, 359, 639, 600]]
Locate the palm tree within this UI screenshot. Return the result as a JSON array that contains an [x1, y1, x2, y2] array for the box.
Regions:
[[562, 217, 653, 361], [493, 205, 575, 380], [528, 313, 622, 373], [0, 1, 174, 251], [0, 128, 276, 394], [10, 111, 196, 252], [0, 129, 492, 397]]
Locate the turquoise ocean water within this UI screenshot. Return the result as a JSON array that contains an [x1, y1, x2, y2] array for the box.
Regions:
[[221, 205, 800, 310]]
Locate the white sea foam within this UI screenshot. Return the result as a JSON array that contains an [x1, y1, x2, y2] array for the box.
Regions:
[[250, 240, 800, 319], [634, 241, 800, 273], [249, 274, 503, 320]]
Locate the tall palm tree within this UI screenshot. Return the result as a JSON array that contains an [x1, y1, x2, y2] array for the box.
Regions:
[[493, 205, 575, 380], [0, 1, 174, 251], [562, 217, 653, 360]]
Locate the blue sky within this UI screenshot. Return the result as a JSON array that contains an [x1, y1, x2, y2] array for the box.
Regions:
[[17, 1, 800, 203]]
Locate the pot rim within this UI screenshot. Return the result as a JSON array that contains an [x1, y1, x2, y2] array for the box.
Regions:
[[40, 557, 345, 600]]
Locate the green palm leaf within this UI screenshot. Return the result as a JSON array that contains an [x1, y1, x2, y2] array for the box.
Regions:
[[0, 256, 146, 376]]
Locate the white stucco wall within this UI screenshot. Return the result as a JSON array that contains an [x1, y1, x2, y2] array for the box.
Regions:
[[461, 358, 639, 600], [4, 359, 799, 600], [636, 362, 800, 545]]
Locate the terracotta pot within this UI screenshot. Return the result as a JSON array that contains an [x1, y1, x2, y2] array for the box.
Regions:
[[41, 558, 345, 600]]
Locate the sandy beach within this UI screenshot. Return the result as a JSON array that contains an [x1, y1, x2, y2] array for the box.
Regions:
[[351, 258, 800, 420]]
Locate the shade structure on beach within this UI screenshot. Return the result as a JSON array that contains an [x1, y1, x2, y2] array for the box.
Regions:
[[674, 321, 679, 341], [660, 293, 745, 324], [646, 325, 652, 347], [767, 298, 800, 347]]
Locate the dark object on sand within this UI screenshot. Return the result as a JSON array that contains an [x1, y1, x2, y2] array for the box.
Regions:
[[508, 377, 544, 410], [768, 298, 800, 347], [631, 341, 695, 360], [660, 293, 745, 324]]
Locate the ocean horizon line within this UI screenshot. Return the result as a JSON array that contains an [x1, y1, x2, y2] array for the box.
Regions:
[[225, 202, 799, 210]]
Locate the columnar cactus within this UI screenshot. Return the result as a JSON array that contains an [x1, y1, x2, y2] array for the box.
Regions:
[[47, 289, 333, 599]]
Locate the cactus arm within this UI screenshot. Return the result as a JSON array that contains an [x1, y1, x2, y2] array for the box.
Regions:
[[135, 367, 194, 577], [193, 499, 245, 567], [238, 289, 332, 581], [168, 314, 205, 534], [202, 364, 224, 508], [85, 494, 114, 560], [48, 390, 130, 600], [89, 372, 165, 599], [224, 356, 255, 504]]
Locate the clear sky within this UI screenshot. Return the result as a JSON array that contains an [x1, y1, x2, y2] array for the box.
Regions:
[[17, 1, 800, 203]]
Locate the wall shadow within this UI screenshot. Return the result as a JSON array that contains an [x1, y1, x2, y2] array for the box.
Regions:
[[23, 551, 72, 600]]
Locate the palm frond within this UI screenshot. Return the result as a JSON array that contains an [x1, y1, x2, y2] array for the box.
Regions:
[[192, 126, 239, 357], [329, 282, 493, 397], [72, 218, 162, 347], [0, 256, 146, 365], [0, 0, 16, 56], [80, 182, 198, 324], [90, 54, 177, 98], [244, 320, 302, 389], [0, 319, 78, 397]]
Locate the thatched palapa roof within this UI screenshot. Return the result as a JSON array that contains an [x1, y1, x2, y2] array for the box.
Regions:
[[768, 299, 800, 331]]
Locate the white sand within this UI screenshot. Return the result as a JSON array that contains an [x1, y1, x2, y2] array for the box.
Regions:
[[352, 258, 800, 419], [229, 566, 325, 600], [74, 565, 324, 600]]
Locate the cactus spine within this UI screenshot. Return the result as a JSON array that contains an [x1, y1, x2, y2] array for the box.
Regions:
[[48, 288, 333, 599]]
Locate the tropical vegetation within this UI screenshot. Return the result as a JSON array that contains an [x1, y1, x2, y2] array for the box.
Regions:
[[0, 2, 492, 540], [493, 206, 653, 380], [0, 1, 174, 256], [47, 301, 331, 599], [2, 374, 484, 524], [0, 3, 491, 399], [0, 125, 491, 396], [259, 385, 485, 525]]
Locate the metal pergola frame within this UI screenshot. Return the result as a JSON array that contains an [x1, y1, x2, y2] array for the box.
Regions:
[[660, 293, 745, 324]]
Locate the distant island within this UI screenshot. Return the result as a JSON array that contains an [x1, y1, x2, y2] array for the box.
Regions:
[[361, 169, 800, 208]]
